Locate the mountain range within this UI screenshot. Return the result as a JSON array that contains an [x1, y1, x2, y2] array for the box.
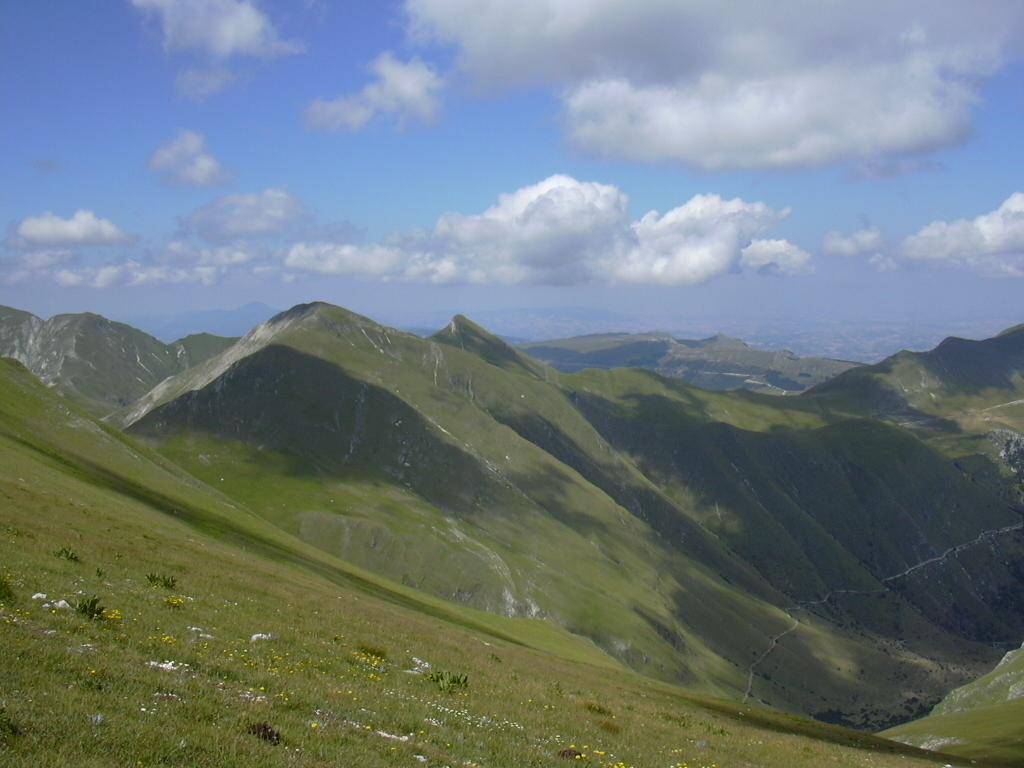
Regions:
[[519, 332, 857, 393], [2, 301, 1022, 765], [0, 305, 236, 414]]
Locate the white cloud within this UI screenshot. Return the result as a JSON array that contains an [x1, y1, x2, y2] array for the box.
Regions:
[[903, 192, 1024, 276], [51, 261, 222, 289], [54, 265, 124, 289], [823, 227, 885, 257], [176, 66, 237, 100], [406, 0, 1024, 169], [740, 239, 812, 275], [149, 131, 230, 187], [14, 210, 132, 248], [285, 242, 402, 275], [1, 250, 74, 285], [131, 0, 302, 59], [283, 175, 805, 286], [307, 52, 443, 131], [615, 195, 786, 285], [185, 188, 305, 243]]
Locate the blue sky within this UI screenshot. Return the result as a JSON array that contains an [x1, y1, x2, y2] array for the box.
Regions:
[[2, 1, 1023, 349]]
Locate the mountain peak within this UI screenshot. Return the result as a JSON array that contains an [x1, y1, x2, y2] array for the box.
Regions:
[[433, 314, 541, 377]]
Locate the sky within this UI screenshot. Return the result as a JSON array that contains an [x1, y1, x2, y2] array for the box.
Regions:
[[2, 0, 1024, 353]]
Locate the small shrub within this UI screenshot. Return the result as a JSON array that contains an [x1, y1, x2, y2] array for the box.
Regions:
[[584, 701, 613, 716], [0, 707, 20, 743], [355, 643, 387, 660], [426, 670, 468, 693], [146, 573, 177, 590], [54, 547, 79, 562], [247, 722, 281, 745], [76, 596, 104, 620], [0, 575, 14, 603]]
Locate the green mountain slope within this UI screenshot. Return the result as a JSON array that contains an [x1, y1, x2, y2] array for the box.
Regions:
[[2, 357, 981, 768], [521, 332, 857, 393], [119, 302, 1024, 730], [883, 642, 1024, 764], [0, 305, 236, 414], [123, 304, 791, 700], [810, 325, 1024, 445]]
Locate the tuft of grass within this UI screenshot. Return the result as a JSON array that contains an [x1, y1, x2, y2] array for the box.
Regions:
[[146, 572, 177, 589], [427, 669, 469, 694], [54, 546, 79, 562], [75, 595, 104, 620], [584, 701, 613, 716]]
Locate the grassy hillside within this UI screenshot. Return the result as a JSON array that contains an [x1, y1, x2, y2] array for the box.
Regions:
[[116, 303, 1024, 731], [520, 332, 856, 393], [0, 305, 236, 414], [883, 642, 1024, 764], [809, 326, 1024, 455], [1, 357, 985, 768], [125, 306, 792, 703]]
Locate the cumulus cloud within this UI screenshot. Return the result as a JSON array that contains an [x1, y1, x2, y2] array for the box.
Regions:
[[307, 52, 444, 131], [406, 0, 1024, 169], [284, 175, 806, 286], [13, 210, 132, 248], [149, 131, 230, 187], [184, 188, 305, 243], [740, 239, 812, 275], [285, 243, 402, 275], [902, 192, 1024, 275], [131, 0, 302, 59]]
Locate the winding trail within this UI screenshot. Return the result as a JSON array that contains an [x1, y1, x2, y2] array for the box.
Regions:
[[741, 518, 1024, 704]]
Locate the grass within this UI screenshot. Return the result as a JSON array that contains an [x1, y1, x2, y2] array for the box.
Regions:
[[0, 425, 988, 768]]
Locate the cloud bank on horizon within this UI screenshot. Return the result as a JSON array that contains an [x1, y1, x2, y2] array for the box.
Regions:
[[2, 0, 1024, 303]]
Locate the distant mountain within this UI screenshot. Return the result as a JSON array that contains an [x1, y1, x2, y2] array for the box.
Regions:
[[520, 332, 857, 393], [0, 305, 236, 414], [117, 302, 278, 342], [117, 301, 1024, 729], [809, 325, 1024, 436]]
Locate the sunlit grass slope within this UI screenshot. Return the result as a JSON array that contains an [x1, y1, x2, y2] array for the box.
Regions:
[[0, 357, 988, 768]]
